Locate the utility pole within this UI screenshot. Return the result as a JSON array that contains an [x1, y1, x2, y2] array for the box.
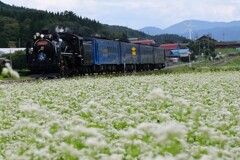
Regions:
[[188, 52, 191, 67], [208, 37, 210, 56], [198, 41, 200, 56], [19, 38, 21, 48]]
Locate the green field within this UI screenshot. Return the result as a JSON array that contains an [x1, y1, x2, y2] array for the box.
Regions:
[[0, 70, 240, 159]]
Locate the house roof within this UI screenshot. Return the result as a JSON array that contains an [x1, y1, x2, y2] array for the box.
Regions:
[[165, 49, 190, 57], [197, 35, 216, 41], [171, 49, 190, 56], [160, 43, 179, 50], [131, 39, 156, 45]]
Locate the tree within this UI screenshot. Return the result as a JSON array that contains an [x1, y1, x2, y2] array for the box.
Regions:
[[0, 16, 20, 47], [79, 26, 94, 36], [189, 36, 216, 58], [119, 33, 129, 42]]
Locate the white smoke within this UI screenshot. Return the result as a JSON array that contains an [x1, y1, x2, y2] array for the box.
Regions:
[[55, 26, 71, 33], [55, 26, 64, 33]]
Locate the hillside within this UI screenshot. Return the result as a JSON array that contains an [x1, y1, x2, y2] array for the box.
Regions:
[[140, 20, 240, 41], [0, 1, 149, 48]]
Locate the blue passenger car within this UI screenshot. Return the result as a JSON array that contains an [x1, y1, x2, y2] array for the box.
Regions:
[[92, 39, 120, 65], [82, 37, 165, 74], [139, 45, 154, 64]]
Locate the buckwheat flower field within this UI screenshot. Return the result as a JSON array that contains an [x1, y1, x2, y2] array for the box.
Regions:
[[0, 71, 240, 160]]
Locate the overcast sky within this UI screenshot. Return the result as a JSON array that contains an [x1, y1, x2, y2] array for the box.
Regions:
[[2, 0, 240, 30]]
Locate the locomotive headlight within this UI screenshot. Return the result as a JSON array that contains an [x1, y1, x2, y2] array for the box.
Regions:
[[38, 52, 46, 61], [40, 34, 44, 39]]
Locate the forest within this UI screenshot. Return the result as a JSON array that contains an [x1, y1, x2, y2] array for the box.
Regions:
[[0, 1, 188, 48]]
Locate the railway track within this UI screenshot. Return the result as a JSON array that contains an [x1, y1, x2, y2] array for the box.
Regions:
[[1, 68, 166, 84], [0, 78, 38, 85], [0, 73, 61, 84]]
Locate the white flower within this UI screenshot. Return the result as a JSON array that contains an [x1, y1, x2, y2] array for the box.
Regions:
[[1, 71, 240, 159], [85, 136, 107, 148], [137, 121, 187, 143], [1, 63, 20, 78], [19, 102, 46, 115], [1, 67, 9, 76], [147, 88, 165, 100]]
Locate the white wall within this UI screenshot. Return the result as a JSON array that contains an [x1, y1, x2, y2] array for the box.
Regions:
[[0, 48, 26, 55]]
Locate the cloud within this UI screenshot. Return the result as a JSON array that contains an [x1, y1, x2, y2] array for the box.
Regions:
[[2, 0, 240, 29]]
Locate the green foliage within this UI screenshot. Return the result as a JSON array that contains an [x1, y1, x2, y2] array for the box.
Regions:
[[189, 38, 216, 58], [0, 16, 20, 47], [125, 144, 141, 158], [102, 25, 148, 40], [119, 33, 129, 42]]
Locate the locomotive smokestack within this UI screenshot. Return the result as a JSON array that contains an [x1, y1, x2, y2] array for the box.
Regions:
[[42, 29, 49, 35]]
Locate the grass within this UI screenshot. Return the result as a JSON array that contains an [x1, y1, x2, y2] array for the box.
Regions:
[[161, 55, 240, 74], [224, 57, 240, 66], [215, 48, 240, 56]]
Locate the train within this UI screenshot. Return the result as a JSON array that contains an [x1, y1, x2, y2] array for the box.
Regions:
[[26, 31, 165, 77]]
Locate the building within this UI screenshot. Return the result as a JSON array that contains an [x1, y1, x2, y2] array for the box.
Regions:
[[160, 43, 190, 62], [160, 43, 179, 50], [197, 35, 216, 42], [130, 39, 156, 46]]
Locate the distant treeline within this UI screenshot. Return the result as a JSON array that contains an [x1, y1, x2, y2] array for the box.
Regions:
[[0, 1, 188, 48]]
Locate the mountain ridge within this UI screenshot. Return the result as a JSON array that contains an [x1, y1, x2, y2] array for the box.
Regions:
[[140, 20, 240, 41]]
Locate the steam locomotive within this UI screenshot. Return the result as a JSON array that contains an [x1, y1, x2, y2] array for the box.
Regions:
[[27, 31, 165, 77]]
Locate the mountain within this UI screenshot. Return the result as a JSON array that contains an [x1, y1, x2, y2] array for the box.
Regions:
[[140, 20, 240, 41], [139, 26, 164, 35]]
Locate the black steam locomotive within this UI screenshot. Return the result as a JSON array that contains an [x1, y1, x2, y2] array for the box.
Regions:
[[27, 31, 83, 76], [27, 31, 165, 77]]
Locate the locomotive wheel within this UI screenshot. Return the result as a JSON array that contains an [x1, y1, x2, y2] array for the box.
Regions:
[[59, 59, 68, 77]]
